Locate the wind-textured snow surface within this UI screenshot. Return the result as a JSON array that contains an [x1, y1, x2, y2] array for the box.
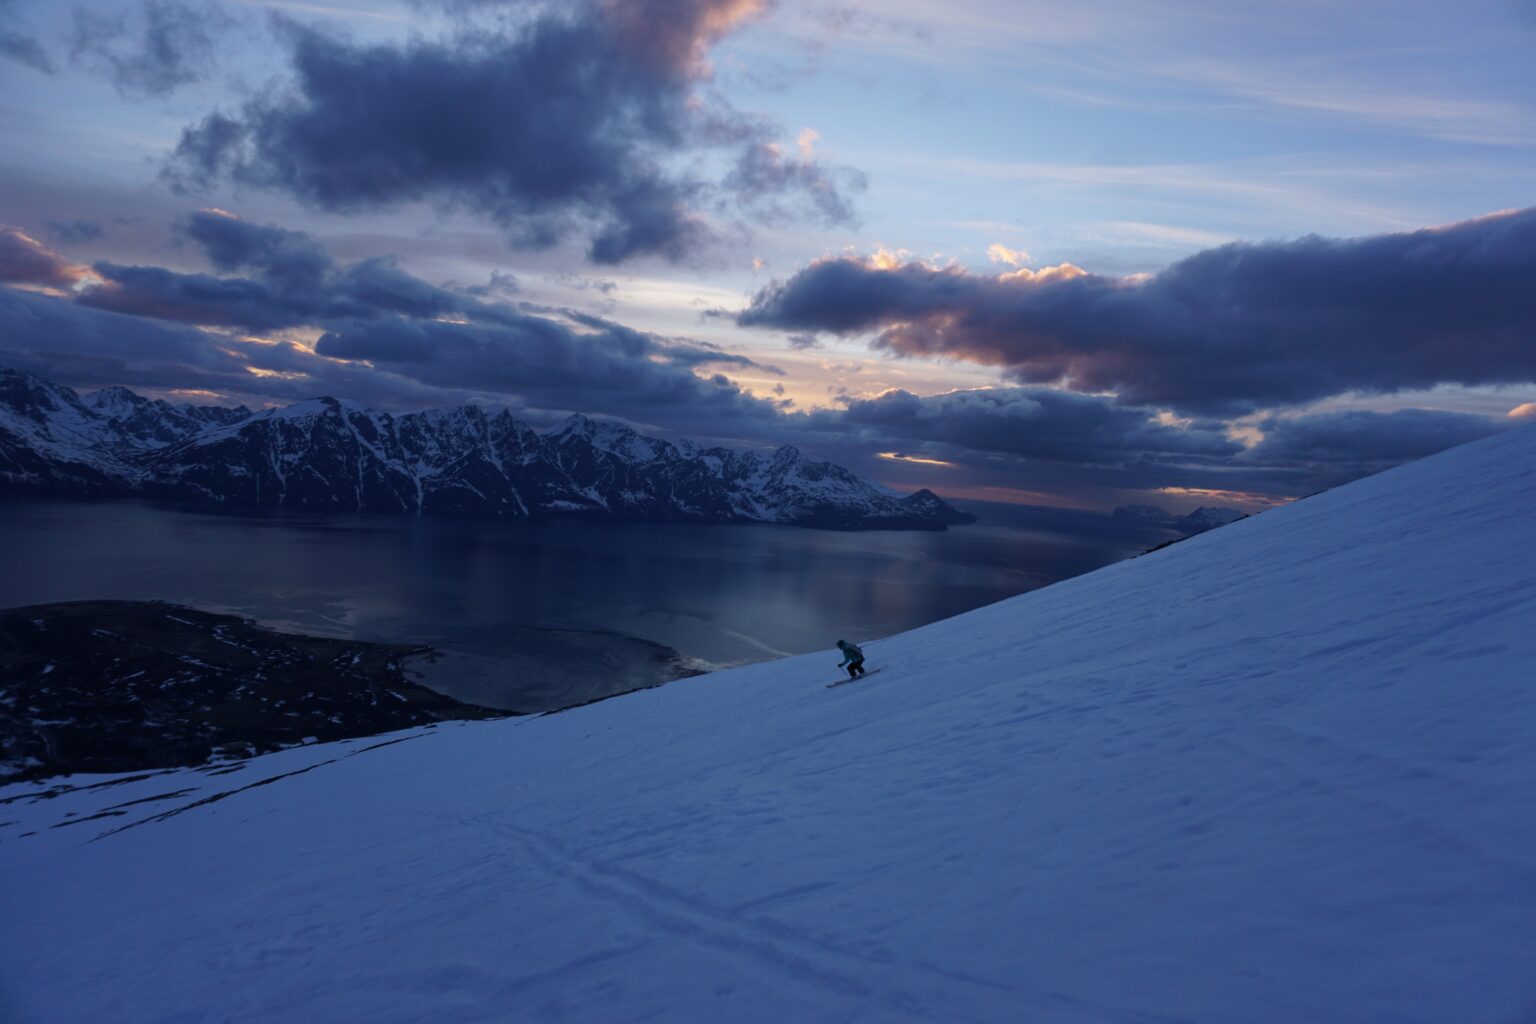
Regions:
[[3, 425, 1535, 1023]]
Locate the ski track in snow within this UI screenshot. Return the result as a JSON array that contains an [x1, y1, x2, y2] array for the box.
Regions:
[[463, 816, 1184, 1024], [3, 426, 1536, 1022]]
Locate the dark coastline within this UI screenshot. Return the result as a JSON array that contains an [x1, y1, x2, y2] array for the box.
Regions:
[[0, 600, 505, 783]]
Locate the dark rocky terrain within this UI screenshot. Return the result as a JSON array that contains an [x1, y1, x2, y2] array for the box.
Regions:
[[0, 601, 504, 783]]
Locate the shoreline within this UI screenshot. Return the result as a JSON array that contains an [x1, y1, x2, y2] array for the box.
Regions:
[[0, 600, 506, 783]]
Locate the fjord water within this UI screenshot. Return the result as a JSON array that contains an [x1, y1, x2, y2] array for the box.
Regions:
[[0, 497, 1168, 709]]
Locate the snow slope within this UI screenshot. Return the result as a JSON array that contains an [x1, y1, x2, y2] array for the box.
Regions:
[[3, 425, 1535, 1023]]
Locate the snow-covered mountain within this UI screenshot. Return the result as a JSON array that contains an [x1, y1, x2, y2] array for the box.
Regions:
[[1112, 503, 1248, 536], [1173, 505, 1247, 533], [4, 421, 1532, 1022], [0, 368, 974, 530]]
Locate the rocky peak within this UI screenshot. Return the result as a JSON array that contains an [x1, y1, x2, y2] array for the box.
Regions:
[[559, 413, 594, 435], [83, 386, 148, 417], [265, 396, 362, 421], [769, 444, 804, 468], [1, 368, 76, 416]]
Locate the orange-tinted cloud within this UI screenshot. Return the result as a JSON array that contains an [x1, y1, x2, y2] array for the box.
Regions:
[[0, 227, 90, 290], [986, 243, 1029, 267], [877, 451, 955, 466], [740, 208, 1536, 415]]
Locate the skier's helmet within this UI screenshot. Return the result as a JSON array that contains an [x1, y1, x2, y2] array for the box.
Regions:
[[836, 639, 846, 647]]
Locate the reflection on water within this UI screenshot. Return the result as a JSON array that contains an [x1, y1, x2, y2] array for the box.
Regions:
[[0, 498, 1172, 708]]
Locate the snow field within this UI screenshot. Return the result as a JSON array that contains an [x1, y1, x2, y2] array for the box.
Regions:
[[3, 424, 1535, 1023]]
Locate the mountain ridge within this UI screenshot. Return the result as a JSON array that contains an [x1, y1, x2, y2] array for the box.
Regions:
[[0, 368, 975, 530]]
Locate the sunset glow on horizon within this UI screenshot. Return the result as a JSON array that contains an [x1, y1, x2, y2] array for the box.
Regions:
[[0, 0, 1531, 512]]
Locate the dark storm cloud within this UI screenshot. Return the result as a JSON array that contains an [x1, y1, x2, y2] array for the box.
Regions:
[[314, 316, 783, 428], [81, 261, 334, 332], [166, 1, 858, 263], [74, 215, 794, 398], [182, 210, 331, 287], [0, 286, 479, 409], [69, 0, 232, 99], [0, 226, 84, 287], [812, 387, 1242, 465], [1, 213, 786, 432], [0, 0, 52, 72], [779, 384, 1515, 507], [0, 284, 229, 370], [1, 279, 781, 423], [78, 210, 514, 331], [180, 210, 526, 324], [1241, 408, 1510, 488], [561, 307, 773, 372], [740, 208, 1536, 415], [46, 219, 105, 244]]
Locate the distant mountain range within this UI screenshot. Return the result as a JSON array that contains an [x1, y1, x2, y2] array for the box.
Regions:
[[0, 368, 975, 531], [1113, 502, 1248, 535]]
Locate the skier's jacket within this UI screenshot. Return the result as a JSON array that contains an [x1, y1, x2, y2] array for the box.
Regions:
[[837, 642, 864, 666]]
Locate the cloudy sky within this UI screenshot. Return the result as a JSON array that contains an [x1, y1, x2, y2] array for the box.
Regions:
[[1, 0, 1533, 512]]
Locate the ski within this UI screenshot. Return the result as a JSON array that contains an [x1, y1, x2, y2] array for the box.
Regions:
[[826, 667, 883, 688]]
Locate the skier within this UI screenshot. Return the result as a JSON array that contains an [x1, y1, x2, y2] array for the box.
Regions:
[[836, 639, 866, 681]]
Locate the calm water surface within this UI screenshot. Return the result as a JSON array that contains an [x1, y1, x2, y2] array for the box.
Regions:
[[1, 498, 1170, 708]]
